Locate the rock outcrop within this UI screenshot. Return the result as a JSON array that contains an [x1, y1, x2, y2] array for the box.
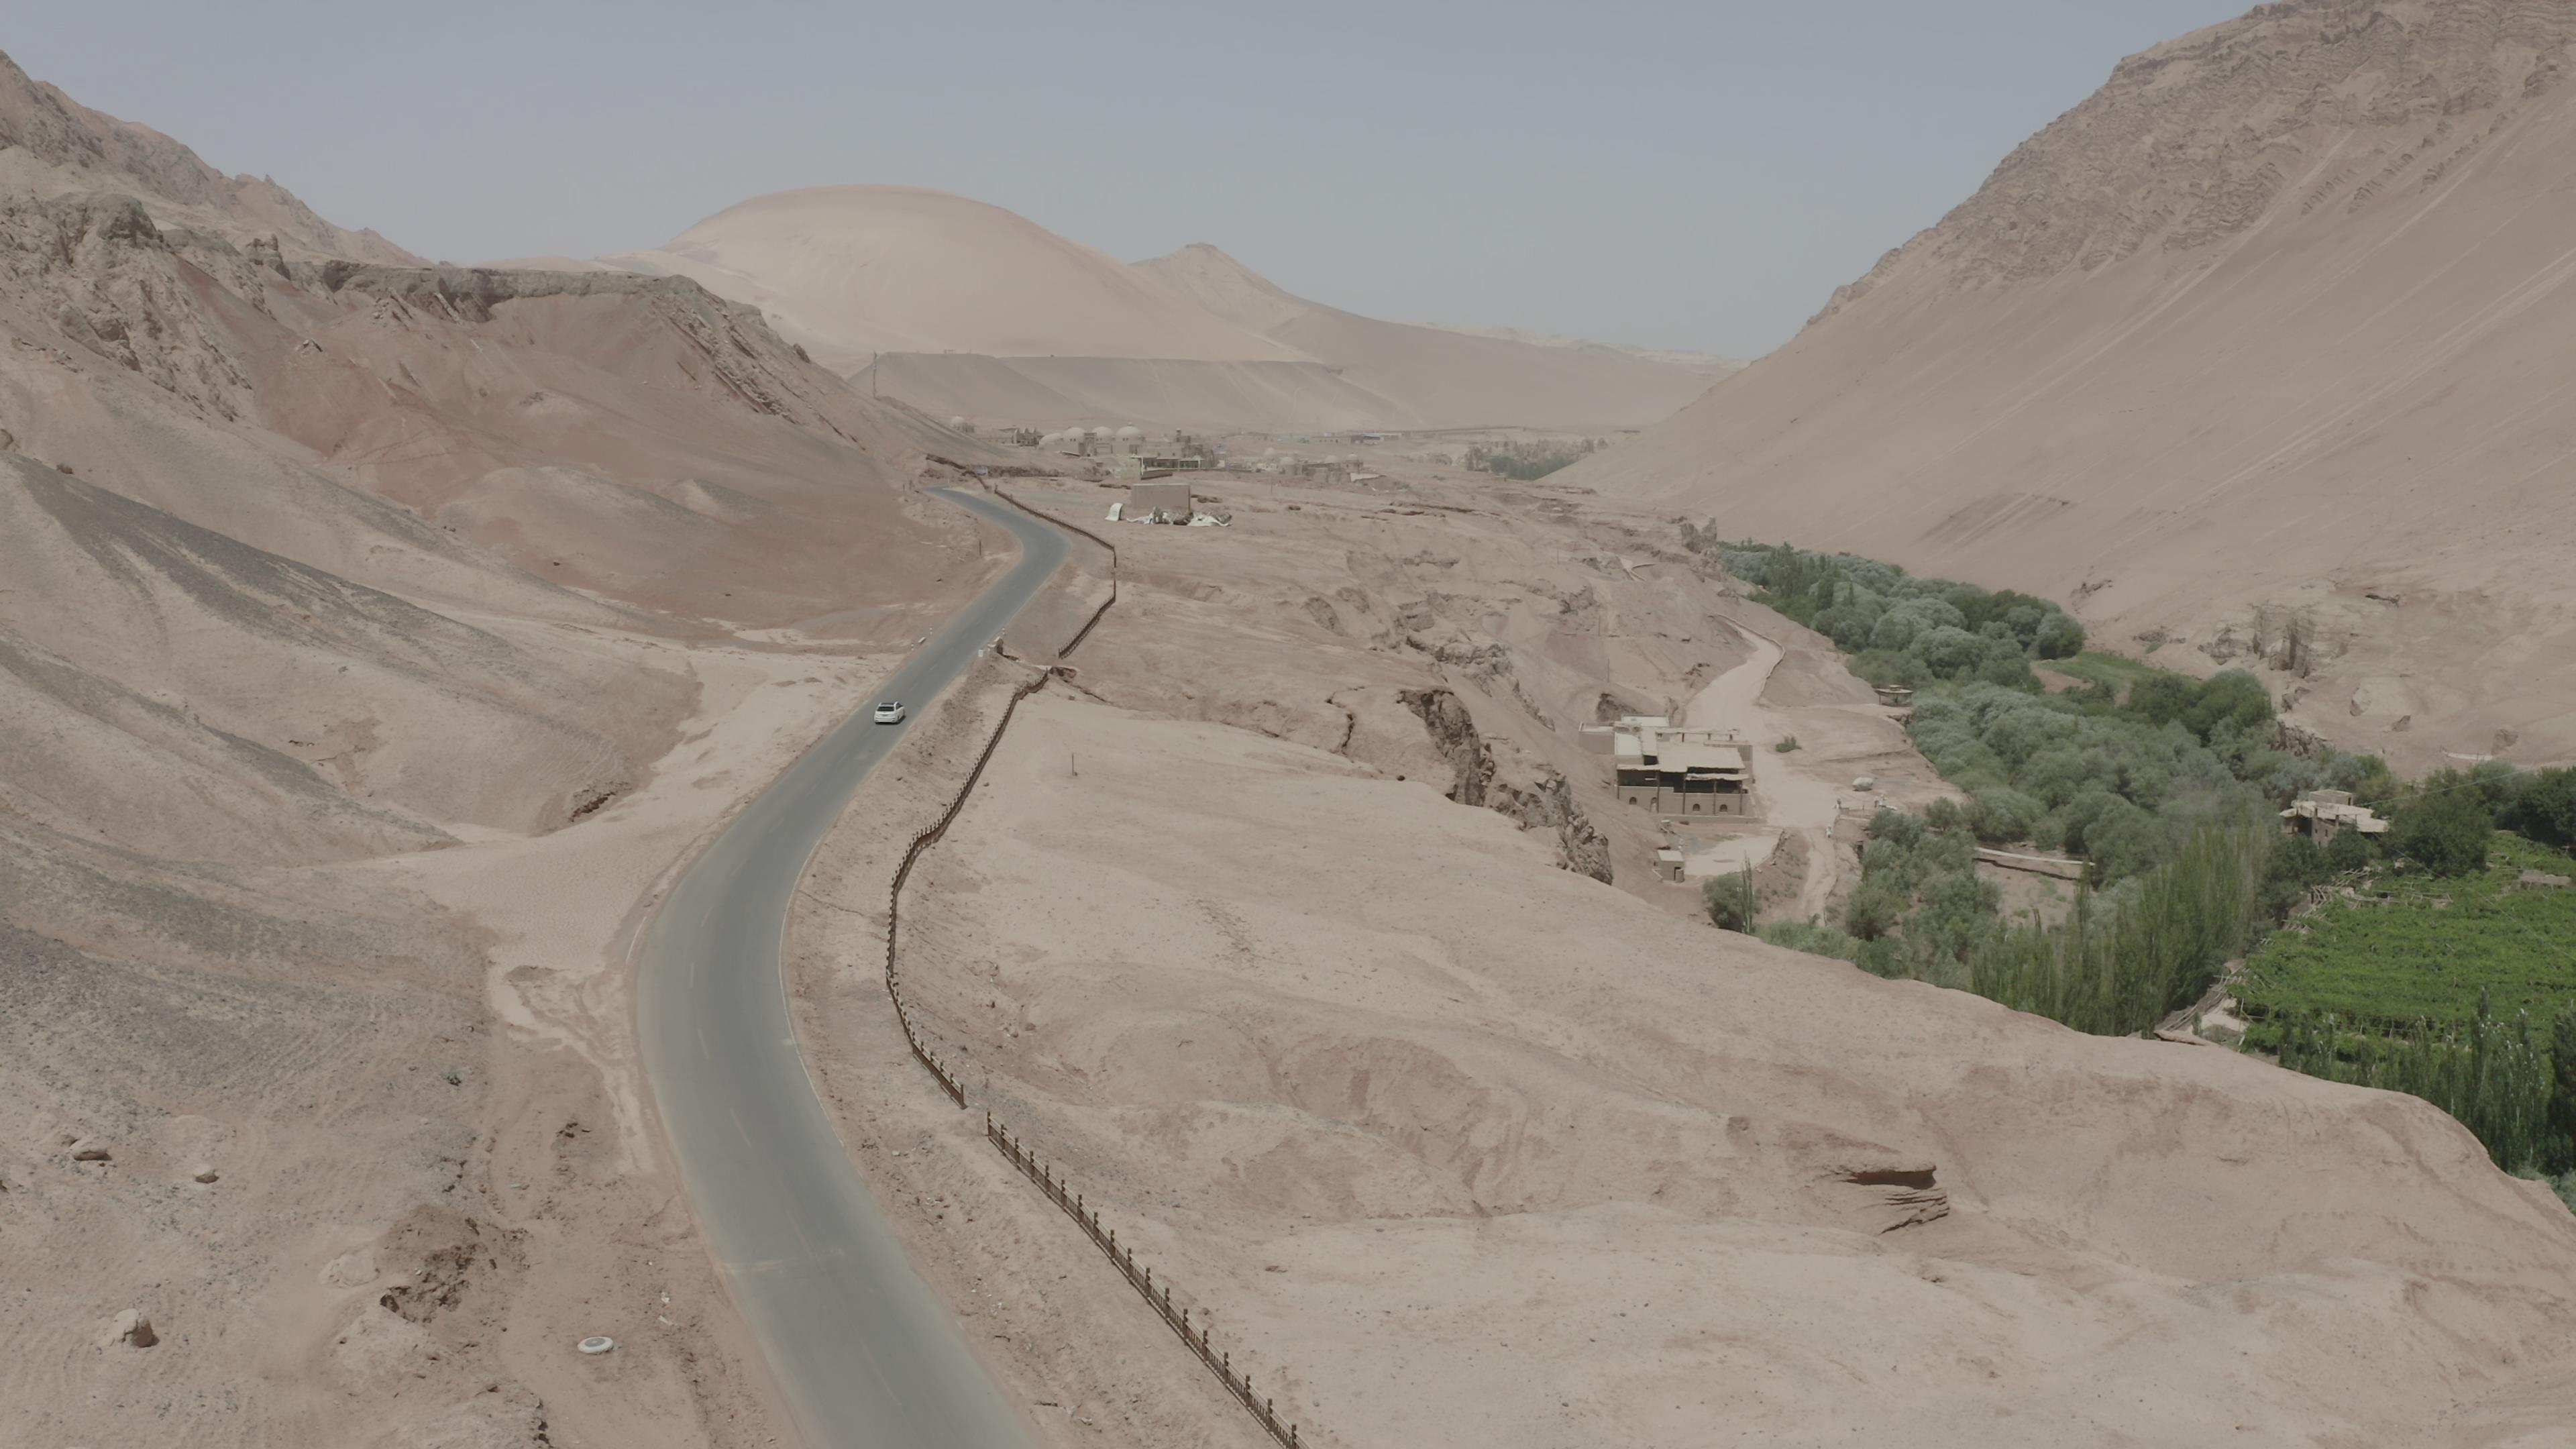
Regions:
[[1403, 687, 1613, 882]]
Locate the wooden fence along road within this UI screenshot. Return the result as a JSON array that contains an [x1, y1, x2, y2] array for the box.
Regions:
[[871, 482, 1324, 1447]]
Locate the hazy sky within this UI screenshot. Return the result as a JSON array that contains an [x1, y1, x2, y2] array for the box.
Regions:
[[11, 1, 2248, 356]]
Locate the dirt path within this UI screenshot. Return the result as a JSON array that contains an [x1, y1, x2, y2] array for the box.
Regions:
[[1682, 620, 1845, 923]]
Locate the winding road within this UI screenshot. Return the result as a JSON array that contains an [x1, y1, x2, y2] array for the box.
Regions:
[[637, 486, 1064, 1448]]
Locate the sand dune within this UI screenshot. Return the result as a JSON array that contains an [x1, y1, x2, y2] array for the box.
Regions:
[[570, 186, 1732, 431], [1570, 0, 2576, 767], [607, 184, 1297, 367]]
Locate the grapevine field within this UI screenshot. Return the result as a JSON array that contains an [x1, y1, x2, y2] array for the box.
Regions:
[[2238, 834, 2576, 1033]]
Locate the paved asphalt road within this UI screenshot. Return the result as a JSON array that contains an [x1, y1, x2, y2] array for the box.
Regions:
[[637, 486, 1065, 1448]]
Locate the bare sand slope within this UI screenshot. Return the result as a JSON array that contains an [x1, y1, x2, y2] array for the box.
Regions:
[[998, 468, 1936, 922], [781, 462, 2574, 1446], [0, 52, 1011, 1449], [1140, 242, 1739, 429], [576, 186, 1731, 432], [864, 350, 1420, 433], [1571, 0, 2576, 768], [244, 266, 995, 633], [608, 184, 1297, 366], [0, 455, 685, 850], [889, 688, 2576, 1446]]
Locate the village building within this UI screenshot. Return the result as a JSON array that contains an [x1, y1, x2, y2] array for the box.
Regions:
[[2280, 788, 2390, 845], [1581, 715, 1755, 819], [1124, 481, 1195, 522]]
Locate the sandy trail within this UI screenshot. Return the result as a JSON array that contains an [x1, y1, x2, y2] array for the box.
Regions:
[[1682, 620, 1843, 920]]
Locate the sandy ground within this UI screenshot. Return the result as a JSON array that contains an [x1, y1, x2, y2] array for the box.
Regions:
[[1678, 616, 1917, 921], [774, 462, 2576, 1447], [0, 51, 1017, 1449], [16, 22, 2576, 1448], [782, 659, 1279, 1449], [816, 684, 2576, 1447], [330, 620, 905, 1448]]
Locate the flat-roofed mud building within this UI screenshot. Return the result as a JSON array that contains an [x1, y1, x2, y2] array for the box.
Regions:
[[1582, 716, 1755, 819]]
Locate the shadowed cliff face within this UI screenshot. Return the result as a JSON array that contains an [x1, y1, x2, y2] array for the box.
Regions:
[[1575, 0, 2576, 770]]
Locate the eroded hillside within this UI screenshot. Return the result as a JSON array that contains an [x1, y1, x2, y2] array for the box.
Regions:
[[785, 460, 2576, 1448], [1575, 0, 2576, 768], [0, 48, 1000, 1449]]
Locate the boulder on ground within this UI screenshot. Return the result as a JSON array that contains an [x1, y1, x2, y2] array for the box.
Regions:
[[102, 1309, 156, 1348]]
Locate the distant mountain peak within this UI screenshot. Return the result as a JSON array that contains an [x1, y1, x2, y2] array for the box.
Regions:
[[0, 47, 421, 265]]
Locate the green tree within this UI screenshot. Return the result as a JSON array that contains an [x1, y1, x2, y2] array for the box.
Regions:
[[1705, 867, 1759, 933], [2390, 791, 2494, 877], [2261, 833, 2328, 920], [2182, 670, 2275, 743], [2505, 768, 2576, 853], [2550, 1004, 2576, 1175], [1844, 880, 1905, 941], [2033, 614, 2086, 659], [2323, 827, 2373, 875]]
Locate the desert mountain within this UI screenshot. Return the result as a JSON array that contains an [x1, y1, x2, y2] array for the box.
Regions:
[[0, 50, 998, 1449], [1570, 0, 2576, 767], [0, 50, 419, 266], [605, 184, 1297, 367], [1136, 241, 1740, 429], [572, 185, 1729, 431]]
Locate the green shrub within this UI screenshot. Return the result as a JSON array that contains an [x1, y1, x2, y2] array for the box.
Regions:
[[2390, 791, 2493, 876], [2552, 1006, 2576, 1173], [2324, 827, 2373, 874], [2260, 833, 2330, 921], [1843, 880, 1905, 941], [2271, 994, 2572, 1175], [1703, 867, 1759, 933], [1969, 788, 2044, 845], [1757, 920, 1863, 962], [2502, 766, 2576, 852], [1708, 541, 2086, 684]]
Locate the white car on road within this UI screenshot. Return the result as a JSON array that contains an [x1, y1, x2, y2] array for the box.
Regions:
[[871, 702, 906, 724]]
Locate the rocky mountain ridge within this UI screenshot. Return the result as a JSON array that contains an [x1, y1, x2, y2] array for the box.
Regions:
[[1825, 0, 2576, 316], [0, 48, 419, 265], [1572, 0, 2576, 767]]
